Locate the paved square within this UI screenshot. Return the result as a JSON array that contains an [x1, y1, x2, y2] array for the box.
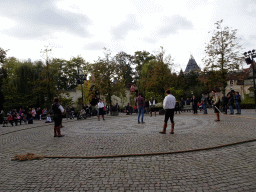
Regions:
[[1, 109, 256, 191]]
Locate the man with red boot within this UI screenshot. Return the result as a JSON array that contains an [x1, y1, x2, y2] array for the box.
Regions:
[[52, 97, 65, 137], [160, 89, 176, 134]]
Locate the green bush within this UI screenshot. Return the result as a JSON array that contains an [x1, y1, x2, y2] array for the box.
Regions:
[[242, 94, 255, 104]]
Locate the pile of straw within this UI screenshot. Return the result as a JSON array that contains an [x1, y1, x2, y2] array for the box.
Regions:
[[12, 153, 45, 161]]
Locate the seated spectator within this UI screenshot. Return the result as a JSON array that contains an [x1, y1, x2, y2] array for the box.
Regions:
[[21, 113, 27, 124], [134, 105, 137, 113], [7, 114, 14, 126], [126, 103, 131, 115], [27, 108, 33, 124], [31, 108, 36, 118], [81, 109, 86, 119], [12, 112, 18, 126], [45, 114, 52, 123], [16, 114, 22, 125]]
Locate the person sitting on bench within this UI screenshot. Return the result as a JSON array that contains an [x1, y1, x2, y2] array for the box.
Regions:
[[7, 114, 14, 126]]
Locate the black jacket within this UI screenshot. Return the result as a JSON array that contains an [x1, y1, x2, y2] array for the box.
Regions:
[[227, 96, 234, 106]]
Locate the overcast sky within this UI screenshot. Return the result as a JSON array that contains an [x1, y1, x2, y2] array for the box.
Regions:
[[1, 0, 256, 72]]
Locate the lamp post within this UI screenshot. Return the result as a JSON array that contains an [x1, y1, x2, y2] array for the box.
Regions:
[[244, 50, 256, 110], [76, 69, 87, 109]]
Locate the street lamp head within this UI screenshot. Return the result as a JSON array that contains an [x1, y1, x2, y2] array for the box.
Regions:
[[252, 49, 255, 53], [244, 52, 248, 56], [248, 51, 252, 54]]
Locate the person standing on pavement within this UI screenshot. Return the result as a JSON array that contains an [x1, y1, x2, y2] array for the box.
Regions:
[[191, 95, 198, 114], [70, 105, 75, 119], [144, 99, 149, 114], [186, 98, 191, 106], [180, 97, 185, 110], [136, 94, 145, 124], [160, 89, 176, 134], [38, 107, 42, 120], [200, 94, 208, 114], [95, 102, 99, 117], [235, 92, 241, 115], [52, 97, 65, 137], [212, 90, 220, 121], [227, 93, 234, 115], [66, 105, 71, 120], [149, 97, 156, 117], [175, 100, 180, 114], [98, 99, 105, 121], [221, 93, 228, 114]]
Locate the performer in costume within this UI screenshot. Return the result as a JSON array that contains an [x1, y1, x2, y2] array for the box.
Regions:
[[212, 90, 220, 121], [149, 97, 156, 117], [160, 89, 176, 134], [98, 99, 105, 121], [52, 97, 65, 137]]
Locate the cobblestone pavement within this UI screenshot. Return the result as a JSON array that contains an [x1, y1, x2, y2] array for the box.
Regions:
[[0, 109, 256, 191]]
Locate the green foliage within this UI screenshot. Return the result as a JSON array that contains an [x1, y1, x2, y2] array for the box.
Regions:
[[115, 52, 134, 88], [58, 94, 74, 107], [242, 94, 255, 104], [2, 57, 56, 111], [138, 57, 173, 100], [0, 47, 8, 64], [169, 87, 184, 101], [91, 49, 126, 109], [134, 50, 155, 82], [82, 80, 94, 105]]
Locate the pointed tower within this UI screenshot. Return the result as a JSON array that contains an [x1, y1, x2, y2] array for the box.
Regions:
[[184, 55, 201, 74]]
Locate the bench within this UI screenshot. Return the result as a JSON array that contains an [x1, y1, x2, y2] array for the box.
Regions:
[[180, 106, 192, 112], [2, 117, 25, 127]]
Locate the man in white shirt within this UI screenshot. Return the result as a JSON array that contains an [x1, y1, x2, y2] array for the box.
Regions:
[[98, 99, 105, 121], [160, 89, 176, 134]]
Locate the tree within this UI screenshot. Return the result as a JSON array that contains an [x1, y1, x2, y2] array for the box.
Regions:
[[134, 50, 155, 82], [137, 47, 174, 100], [203, 20, 244, 94], [0, 47, 8, 64], [114, 51, 134, 88], [169, 87, 184, 101], [177, 69, 187, 88], [0, 67, 7, 110], [82, 80, 94, 105], [2, 60, 49, 110], [91, 49, 126, 112]]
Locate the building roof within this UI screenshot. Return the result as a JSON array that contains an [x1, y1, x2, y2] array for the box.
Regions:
[[184, 55, 201, 73]]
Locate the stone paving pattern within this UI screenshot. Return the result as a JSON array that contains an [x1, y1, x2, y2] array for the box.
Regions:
[[0, 109, 256, 191]]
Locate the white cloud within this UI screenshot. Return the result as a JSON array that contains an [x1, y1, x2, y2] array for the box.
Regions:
[[157, 15, 194, 37], [0, 0, 255, 71], [110, 14, 141, 40]]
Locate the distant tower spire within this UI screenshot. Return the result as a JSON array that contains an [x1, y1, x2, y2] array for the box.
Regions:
[[184, 55, 201, 74]]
